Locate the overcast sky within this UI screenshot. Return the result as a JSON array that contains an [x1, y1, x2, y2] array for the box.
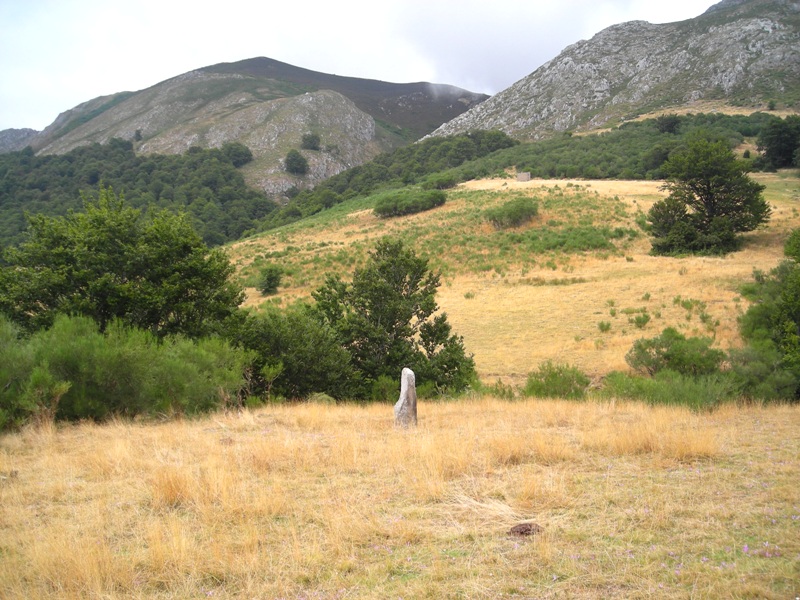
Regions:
[[0, 0, 718, 131]]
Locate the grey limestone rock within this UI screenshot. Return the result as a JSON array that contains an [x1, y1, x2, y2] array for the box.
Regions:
[[393, 368, 417, 428]]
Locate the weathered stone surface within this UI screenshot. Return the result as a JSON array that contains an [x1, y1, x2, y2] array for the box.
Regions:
[[393, 368, 417, 428], [429, 0, 800, 142]]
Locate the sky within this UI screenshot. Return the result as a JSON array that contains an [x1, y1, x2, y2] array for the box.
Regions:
[[0, 0, 719, 132]]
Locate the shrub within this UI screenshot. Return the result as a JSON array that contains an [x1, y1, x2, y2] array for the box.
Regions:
[[373, 189, 446, 218], [259, 264, 283, 296], [601, 370, 737, 411], [523, 361, 589, 400], [485, 197, 539, 229], [301, 133, 321, 151], [0, 314, 252, 429], [625, 327, 724, 377], [230, 305, 355, 401], [422, 173, 458, 190]]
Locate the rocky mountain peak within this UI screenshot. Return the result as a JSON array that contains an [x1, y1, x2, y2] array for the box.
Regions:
[[430, 0, 799, 141]]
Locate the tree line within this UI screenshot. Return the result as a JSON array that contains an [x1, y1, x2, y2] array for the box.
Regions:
[[0, 139, 276, 248], [0, 188, 475, 429]]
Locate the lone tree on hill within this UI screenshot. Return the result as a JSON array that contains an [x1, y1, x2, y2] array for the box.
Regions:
[[648, 133, 770, 255], [284, 149, 308, 175], [312, 238, 475, 398]]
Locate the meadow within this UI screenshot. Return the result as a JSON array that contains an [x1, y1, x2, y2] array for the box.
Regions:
[[1, 171, 799, 598], [1, 398, 798, 599]]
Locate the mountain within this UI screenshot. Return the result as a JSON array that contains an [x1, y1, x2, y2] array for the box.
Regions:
[[430, 0, 800, 141], [6, 57, 487, 196], [0, 128, 38, 153]]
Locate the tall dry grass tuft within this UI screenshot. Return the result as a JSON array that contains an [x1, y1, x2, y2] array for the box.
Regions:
[[581, 403, 719, 459]]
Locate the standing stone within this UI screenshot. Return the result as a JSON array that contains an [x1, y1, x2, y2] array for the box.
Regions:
[[393, 368, 417, 428]]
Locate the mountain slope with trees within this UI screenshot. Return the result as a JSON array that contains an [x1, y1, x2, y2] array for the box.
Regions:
[[2, 58, 487, 197]]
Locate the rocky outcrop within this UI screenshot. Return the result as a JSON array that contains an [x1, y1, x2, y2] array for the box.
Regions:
[[0, 128, 38, 153], [430, 0, 800, 141]]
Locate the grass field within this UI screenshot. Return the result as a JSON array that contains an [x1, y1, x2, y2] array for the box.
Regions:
[[2, 171, 799, 598], [1, 399, 799, 599]]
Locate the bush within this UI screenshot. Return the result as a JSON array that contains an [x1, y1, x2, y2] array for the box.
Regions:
[[230, 305, 355, 401], [373, 189, 446, 218], [625, 327, 725, 377], [728, 341, 798, 401], [601, 370, 737, 411], [301, 133, 321, 151], [259, 264, 283, 296], [523, 361, 589, 400], [484, 197, 539, 229], [1, 315, 250, 426]]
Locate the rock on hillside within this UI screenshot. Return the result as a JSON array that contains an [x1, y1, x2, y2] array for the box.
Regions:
[[12, 58, 487, 197], [0, 128, 38, 153], [430, 0, 800, 141]]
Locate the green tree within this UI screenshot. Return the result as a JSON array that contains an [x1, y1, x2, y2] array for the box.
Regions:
[[231, 305, 354, 400], [285, 149, 308, 175], [648, 134, 770, 255], [312, 239, 475, 397], [258, 264, 283, 296], [757, 115, 800, 169], [0, 187, 243, 337], [220, 142, 254, 167]]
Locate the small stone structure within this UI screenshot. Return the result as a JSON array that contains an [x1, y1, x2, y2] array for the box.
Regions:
[[516, 172, 531, 182], [393, 368, 417, 428]]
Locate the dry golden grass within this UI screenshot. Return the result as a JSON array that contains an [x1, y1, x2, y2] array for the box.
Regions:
[[1, 399, 798, 599]]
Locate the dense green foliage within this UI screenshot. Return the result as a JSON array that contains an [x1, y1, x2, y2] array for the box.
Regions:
[[0, 315, 249, 429], [757, 115, 800, 169], [312, 239, 476, 398], [230, 305, 355, 401], [263, 130, 518, 227], [600, 370, 738, 411], [484, 197, 539, 229], [0, 187, 243, 337], [301, 133, 321, 151], [373, 188, 446, 218], [258, 264, 283, 296], [0, 139, 275, 247], [625, 327, 726, 377], [284, 149, 309, 175], [736, 229, 800, 399], [647, 133, 769, 255], [438, 113, 785, 183], [522, 361, 590, 400]]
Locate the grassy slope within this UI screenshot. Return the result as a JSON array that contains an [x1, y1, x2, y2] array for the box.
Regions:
[[229, 170, 800, 387]]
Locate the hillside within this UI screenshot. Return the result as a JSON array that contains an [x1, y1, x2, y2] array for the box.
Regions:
[[228, 169, 800, 387], [430, 0, 800, 141], [3, 58, 487, 197]]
